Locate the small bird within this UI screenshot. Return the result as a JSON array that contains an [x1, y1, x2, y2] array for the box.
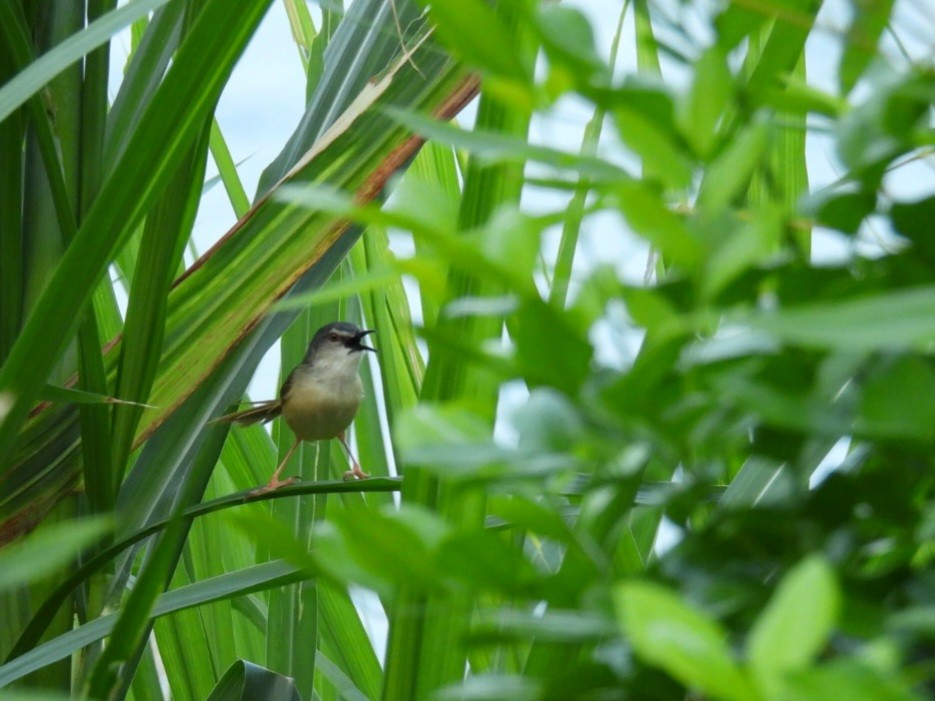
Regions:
[[215, 321, 376, 492]]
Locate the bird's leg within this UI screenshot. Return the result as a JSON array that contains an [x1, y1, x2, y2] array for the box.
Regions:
[[338, 431, 369, 481], [251, 438, 301, 495]]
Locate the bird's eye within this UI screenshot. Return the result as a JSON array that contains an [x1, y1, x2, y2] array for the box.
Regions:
[[329, 332, 339, 341]]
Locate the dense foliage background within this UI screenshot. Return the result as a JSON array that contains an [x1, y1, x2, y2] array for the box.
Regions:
[[1, 0, 934, 699]]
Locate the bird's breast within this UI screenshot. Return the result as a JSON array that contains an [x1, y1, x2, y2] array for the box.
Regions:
[[281, 370, 363, 441]]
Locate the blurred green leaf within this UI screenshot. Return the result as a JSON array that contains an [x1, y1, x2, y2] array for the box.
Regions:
[[615, 180, 701, 269], [800, 188, 877, 234], [0, 517, 111, 592], [469, 609, 615, 644], [747, 555, 840, 695], [436, 530, 539, 594], [535, 6, 605, 80], [615, 92, 692, 188], [614, 581, 758, 701], [386, 107, 629, 182], [891, 194, 935, 259], [781, 659, 920, 701], [740, 286, 935, 352], [696, 121, 769, 216], [511, 296, 593, 395], [418, 0, 530, 83], [839, 0, 895, 94], [680, 46, 733, 158], [857, 356, 935, 442]]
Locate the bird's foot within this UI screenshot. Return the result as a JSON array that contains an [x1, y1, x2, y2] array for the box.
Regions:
[[250, 475, 299, 495], [342, 464, 370, 481]]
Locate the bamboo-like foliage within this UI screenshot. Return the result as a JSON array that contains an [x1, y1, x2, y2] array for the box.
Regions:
[[3, 0, 935, 700]]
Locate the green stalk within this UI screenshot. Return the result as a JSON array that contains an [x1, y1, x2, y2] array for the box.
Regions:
[[549, 3, 628, 308], [0, 41, 24, 365], [208, 120, 251, 218]]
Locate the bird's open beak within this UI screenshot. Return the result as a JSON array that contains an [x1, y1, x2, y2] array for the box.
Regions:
[[355, 329, 376, 352]]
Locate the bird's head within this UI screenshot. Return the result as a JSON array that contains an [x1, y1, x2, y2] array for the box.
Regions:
[[305, 322, 375, 367]]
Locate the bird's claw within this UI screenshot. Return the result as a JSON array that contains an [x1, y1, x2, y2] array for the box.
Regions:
[[250, 475, 299, 495], [342, 465, 370, 481]]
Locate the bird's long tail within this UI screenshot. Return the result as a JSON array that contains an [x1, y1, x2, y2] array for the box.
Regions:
[[212, 400, 282, 425]]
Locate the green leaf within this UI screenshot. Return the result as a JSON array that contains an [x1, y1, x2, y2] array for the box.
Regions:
[[0, 0, 275, 462], [435, 530, 539, 595], [780, 659, 920, 701], [857, 356, 935, 442], [680, 46, 733, 158], [800, 189, 877, 235], [417, 0, 530, 83], [535, 6, 605, 79], [614, 104, 692, 188], [891, 194, 935, 259], [0, 517, 112, 592], [468, 609, 616, 644], [38, 384, 155, 408], [614, 581, 758, 701], [206, 660, 301, 701], [385, 107, 629, 183], [695, 120, 769, 216], [511, 296, 593, 395], [839, 0, 895, 94], [747, 555, 840, 695], [0, 561, 305, 686], [615, 181, 701, 270], [0, 0, 173, 123], [701, 205, 782, 300], [740, 285, 935, 352]]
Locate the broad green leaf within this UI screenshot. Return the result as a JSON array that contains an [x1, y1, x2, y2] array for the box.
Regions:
[[614, 581, 758, 701], [315, 650, 372, 701], [511, 296, 593, 395], [435, 530, 539, 594], [434, 675, 540, 701], [747, 555, 840, 695], [318, 583, 382, 701]]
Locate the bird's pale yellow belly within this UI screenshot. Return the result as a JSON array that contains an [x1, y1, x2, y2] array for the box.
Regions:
[[281, 374, 362, 441]]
